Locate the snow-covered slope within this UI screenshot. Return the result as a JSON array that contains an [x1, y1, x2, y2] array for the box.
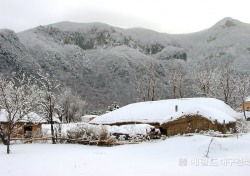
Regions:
[[176, 17, 250, 72], [15, 24, 171, 109], [0, 29, 39, 75], [35, 22, 179, 55], [90, 98, 238, 125]]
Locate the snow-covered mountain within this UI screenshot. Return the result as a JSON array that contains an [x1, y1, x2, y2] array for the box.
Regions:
[[0, 17, 249, 110], [176, 17, 250, 72], [0, 29, 39, 75]]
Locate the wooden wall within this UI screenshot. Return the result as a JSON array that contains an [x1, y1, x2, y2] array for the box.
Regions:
[[161, 115, 236, 136], [243, 101, 250, 111], [0, 122, 42, 138]]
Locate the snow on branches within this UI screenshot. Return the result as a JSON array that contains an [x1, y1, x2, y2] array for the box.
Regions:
[[0, 73, 40, 153]]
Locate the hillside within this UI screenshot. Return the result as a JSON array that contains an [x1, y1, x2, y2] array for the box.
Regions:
[[176, 17, 250, 72], [0, 17, 250, 110], [0, 29, 39, 76]]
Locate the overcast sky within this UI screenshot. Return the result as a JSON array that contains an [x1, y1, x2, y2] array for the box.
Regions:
[[0, 0, 249, 34]]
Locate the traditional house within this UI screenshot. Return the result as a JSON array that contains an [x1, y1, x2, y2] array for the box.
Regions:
[[90, 98, 238, 136], [0, 109, 59, 138]]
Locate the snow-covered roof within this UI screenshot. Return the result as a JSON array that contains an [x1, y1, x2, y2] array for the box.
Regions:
[[0, 109, 46, 123], [22, 112, 47, 123], [0, 109, 60, 123], [81, 115, 98, 123], [90, 98, 237, 125]]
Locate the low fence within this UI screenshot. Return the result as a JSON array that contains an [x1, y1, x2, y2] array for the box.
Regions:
[[10, 137, 52, 144], [9, 137, 139, 146]]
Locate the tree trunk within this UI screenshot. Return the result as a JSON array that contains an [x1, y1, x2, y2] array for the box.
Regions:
[[50, 110, 56, 144], [50, 120, 56, 144], [7, 133, 11, 154], [173, 86, 176, 99]]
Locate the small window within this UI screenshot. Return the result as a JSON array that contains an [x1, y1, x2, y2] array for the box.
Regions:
[[246, 107, 250, 111]]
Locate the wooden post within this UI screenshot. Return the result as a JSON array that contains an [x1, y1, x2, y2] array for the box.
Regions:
[[175, 105, 178, 112]]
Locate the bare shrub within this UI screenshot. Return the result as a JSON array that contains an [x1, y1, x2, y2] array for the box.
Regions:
[[98, 125, 109, 141], [205, 137, 214, 158], [106, 135, 117, 146]]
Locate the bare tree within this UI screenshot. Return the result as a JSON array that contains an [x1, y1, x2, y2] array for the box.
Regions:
[[134, 62, 159, 101], [57, 88, 71, 123], [191, 57, 250, 111], [193, 61, 216, 97], [236, 74, 250, 119], [57, 88, 87, 123], [37, 73, 60, 144], [0, 73, 39, 154], [213, 61, 238, 107], [166, 62, 187, 98]]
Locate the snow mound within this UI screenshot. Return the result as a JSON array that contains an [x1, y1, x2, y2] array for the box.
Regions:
[[90, 98, 238, 125]]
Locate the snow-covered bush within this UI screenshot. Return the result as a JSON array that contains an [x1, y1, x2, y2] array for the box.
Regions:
[[236, 119, 249, 134], [67, 125, 98, 141]]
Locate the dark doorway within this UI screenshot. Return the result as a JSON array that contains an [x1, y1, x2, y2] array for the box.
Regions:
[[159, 127, 167, 135], [24, 126, 32, 138]]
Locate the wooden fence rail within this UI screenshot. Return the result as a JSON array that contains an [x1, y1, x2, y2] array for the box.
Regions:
[[9, 137, 139, 146]]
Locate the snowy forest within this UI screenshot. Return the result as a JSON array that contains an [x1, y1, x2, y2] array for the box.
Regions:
[[1, 17, 250, 112]]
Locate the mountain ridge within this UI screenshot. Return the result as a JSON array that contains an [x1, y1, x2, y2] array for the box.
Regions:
[[0, 17, 250, 110]]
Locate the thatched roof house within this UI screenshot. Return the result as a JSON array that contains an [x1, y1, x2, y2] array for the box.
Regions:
[[0, 109, 60, 138], [90, 98, 238, 136]]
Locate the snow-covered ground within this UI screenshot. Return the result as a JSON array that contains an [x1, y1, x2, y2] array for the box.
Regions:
[[1, 133, 250, 176]]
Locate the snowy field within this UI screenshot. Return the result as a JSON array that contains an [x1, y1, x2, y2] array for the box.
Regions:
[[1, 134, 250, 176]]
